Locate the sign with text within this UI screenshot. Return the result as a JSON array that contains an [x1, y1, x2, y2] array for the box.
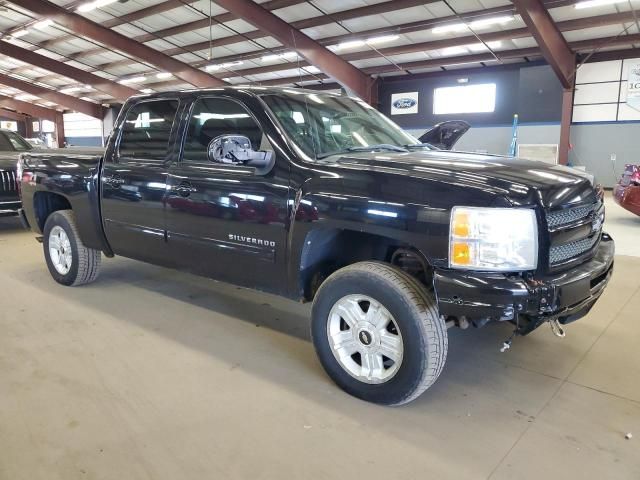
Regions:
[[627, 63, 640, 111], [391, 92, 419, 115]]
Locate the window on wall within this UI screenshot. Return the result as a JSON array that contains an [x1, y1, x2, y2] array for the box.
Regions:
[[433, 83, 497, 114]]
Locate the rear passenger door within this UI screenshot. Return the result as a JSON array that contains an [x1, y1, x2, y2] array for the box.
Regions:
[[101, 99, 179, 265], [166, 96, 290, 293]]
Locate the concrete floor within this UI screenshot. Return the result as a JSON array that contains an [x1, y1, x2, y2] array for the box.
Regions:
[[1, 195, 639, 480]]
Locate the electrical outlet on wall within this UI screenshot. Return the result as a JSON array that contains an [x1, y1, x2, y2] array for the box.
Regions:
[[610, 153, 617, 163]]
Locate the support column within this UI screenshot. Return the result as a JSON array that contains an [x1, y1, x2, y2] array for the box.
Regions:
[[55, 112, 65, 148], [559, 88, 573, 165], [24, 116, 34, 138]]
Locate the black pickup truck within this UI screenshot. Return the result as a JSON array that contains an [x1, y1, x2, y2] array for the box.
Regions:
[[17, 88, 614, 405], [0, 129, 32, 216]]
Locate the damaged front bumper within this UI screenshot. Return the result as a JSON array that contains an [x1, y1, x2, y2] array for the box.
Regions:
[[434, 234, 615, 335]]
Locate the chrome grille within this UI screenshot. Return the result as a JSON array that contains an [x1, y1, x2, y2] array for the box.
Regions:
[[549, 234, 600, 265], [0, 170, 17, 194], [547, 202, 598, 229]]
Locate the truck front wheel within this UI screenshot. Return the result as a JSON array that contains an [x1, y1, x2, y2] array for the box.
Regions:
[[311, 261, 448, 406], [43, 210, 101, 286]]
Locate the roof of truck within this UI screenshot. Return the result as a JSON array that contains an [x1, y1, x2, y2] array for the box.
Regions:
[[133, 86, 345, 101]]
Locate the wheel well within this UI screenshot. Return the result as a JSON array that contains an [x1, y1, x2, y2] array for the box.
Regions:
[[299, 229, 432, 301], [33, 192, 71, 231]]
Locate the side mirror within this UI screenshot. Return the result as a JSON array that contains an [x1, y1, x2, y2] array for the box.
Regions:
[[208, 134, 273, 168]]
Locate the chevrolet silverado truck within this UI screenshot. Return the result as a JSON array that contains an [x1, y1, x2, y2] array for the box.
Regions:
[[17, 88, 614, 405], [0, 128, 32, 216]]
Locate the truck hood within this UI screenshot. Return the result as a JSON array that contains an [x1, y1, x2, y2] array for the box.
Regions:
[[418, 120, 470, 150], [323, 150, 596, 209]]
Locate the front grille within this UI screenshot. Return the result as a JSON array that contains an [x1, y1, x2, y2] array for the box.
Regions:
[[0, 170, 17, 194], [546, 200, 602, 268], [549, 234, 600, 265], [547, 201, 599, 229]]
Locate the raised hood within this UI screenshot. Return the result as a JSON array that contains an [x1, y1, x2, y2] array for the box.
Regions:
[[419, 120, 470, 150], [325, 150, 597, 209]]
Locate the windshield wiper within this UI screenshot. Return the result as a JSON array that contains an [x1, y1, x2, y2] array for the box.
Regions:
[[316, 144, 409, 160], [404, 143, 435, 150]]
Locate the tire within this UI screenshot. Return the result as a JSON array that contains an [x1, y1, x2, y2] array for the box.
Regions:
[[311, 261, 447, 406], [43, 210, 101, 286]]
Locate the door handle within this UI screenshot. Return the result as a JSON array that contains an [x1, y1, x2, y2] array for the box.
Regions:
[[174, 182, 197, 197], [103, 175, 125, 187]]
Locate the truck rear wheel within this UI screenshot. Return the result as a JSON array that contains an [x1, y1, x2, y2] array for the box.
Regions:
[[43, 210, 101, 286], [311, 261, 447, 406]]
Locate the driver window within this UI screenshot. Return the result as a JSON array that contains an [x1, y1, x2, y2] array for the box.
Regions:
[[183, 97, 267, 163]]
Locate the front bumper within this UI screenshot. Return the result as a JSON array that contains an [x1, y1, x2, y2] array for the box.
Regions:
[[0, 199, 21, 217], [434, 234, 615, 334]]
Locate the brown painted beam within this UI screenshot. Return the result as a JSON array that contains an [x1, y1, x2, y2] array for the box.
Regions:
[[54, 111, 65, 147], [0, 40, 137, 101], [0, 94, 58, 121], [559, 88, 574, 164], [145, 9, 638, 89], [212, 0, 376, 102], [0, 108, 28, 122], [0, 73, 103, 118], [512, 0, 575, 88], [10, 0, 225, 88]]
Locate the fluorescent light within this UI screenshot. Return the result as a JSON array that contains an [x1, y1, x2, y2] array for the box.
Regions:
[[441, 46, 469, 55], [119, 76, 146, 84], [205, 60, 243, 71], [432, 16, 513, 34], [15, 94, 39, 101], [335, 39, 366, 50], [261, 51, 298, 62], [11, 29, 30, 38], [156, 72, 172, 79], [141, 88, 155, 94], [469, 16, 514, 29], [575, 0, 625, 8], [60, 86, 83, 94], [33, 19, 54, 30], [467, 40, 502, 52], [77, 0, 118, 12], [366, 34, 399, 45], [432, 23, 468, 35]]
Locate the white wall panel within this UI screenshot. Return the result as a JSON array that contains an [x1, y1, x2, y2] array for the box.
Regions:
[[617, 103, 640, 121], [573, 82, 620, 104], [572, 104, 618, 122], [575, 60, 622, 84], [621, 58, 640, 79]]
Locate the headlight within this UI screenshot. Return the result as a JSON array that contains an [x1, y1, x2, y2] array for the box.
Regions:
[[449, 207, 538, 271]]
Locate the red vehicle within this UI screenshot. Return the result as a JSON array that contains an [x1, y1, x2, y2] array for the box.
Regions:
[[614, 164, 640, 216]]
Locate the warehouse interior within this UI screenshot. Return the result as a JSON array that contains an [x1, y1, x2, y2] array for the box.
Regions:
[[1, 0, 640, 479]]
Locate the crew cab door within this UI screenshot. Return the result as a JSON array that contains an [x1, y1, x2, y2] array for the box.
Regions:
[[165, 96, 290, 293], [101, 99, 179, 264]]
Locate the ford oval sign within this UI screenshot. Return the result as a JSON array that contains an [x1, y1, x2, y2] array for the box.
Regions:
[[393, 98, 417, 109], [390, 92, 419, 115]]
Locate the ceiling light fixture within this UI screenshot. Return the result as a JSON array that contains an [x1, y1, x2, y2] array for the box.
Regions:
[[10, 29, 30, 38], [366, 34, 400, 45], [77, 0, 118, 13], [261, 51, 298, 62], [156, 72, 172, 79], [33, 19, 54, 30], [205, 60, 243, 71], [335, 39, 366, 50], [119, 76, 146, 84], [574, 0, 625, 8], [432, 15, 514, 34]]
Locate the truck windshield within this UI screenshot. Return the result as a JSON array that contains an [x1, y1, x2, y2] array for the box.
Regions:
[[261, 92, 424, 159], [0, 131, 32, 151]]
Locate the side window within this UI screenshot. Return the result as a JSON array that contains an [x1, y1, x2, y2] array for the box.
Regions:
[[118, 100, 178, 161], [183, 97, 266, 163]]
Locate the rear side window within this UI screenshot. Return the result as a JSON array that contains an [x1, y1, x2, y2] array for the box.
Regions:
[[118, 100, 178, 161]]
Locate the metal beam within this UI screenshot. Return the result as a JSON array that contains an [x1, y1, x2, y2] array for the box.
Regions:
[[9, 0, 225, 88], [0, 40, 137, 101], [0, 94, 58, 121], [212, 0, 376, 103], [0, 73, 104, 118], [0, 108, 28, 122], [144, 9, 638, 89], [559, 88, 573, 165], [512, 0, 575, 88]]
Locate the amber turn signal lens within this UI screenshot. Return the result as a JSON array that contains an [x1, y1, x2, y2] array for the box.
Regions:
[[452, 242, 471, 265], [452, 211, 470, 237]]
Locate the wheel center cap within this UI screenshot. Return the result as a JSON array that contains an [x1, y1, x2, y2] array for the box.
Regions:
[[358, 330, 373, 346]]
